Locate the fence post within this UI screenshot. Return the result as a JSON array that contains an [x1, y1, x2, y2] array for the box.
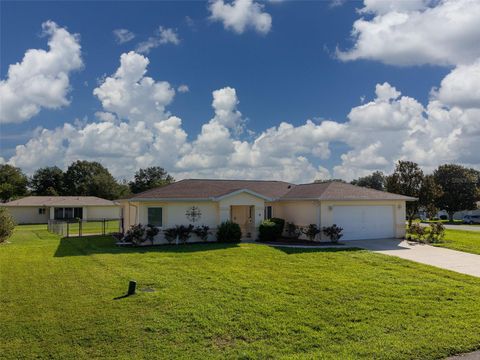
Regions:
[[66, 221, 69, 238], [103, 218, 106, 235], [79, 219, 82, 237]]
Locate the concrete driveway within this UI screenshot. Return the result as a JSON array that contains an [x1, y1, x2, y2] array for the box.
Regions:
[[353, 239, 480, 278]]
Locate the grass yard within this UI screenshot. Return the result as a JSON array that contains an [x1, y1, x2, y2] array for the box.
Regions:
[[1, 225, 480, 359], [433, 229, 480, 255]]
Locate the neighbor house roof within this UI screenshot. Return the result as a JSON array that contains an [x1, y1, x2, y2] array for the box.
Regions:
[[2, 196, 117, 207], [279, 181, 417, 201], [128, 179, 416, 202]]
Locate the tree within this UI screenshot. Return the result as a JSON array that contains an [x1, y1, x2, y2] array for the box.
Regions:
[[419, 174, 443, 219], [433, 164, 479, 221], [29, 166, 64, 195], [385, 161, 423, 226], [351, 171, 385, 191], [129, 166, 174, 194], [0, 165, 28, 202], [0, 207, 15, 243], [63, 161, 126, 200]]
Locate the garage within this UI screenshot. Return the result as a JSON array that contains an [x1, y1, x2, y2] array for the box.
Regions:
[[332, 205, 395, 240]]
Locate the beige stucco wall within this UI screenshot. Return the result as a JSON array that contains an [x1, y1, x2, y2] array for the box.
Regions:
[[274, 201, 319, 227], [319, 200, 406, 240], [85, 206, 121, 220], [4, 207, 49, 224]]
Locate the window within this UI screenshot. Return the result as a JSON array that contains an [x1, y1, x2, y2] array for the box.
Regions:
[[53, 207, 83, 220], [264, 206, 272, 220], [148, 207, 163, 227], [38, 208, 46, 215], [74, 208, 83, 219]]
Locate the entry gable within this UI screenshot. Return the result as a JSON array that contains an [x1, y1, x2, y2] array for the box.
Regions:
[[212, 189, 273, 202]]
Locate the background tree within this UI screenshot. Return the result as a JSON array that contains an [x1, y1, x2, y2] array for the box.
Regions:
[[385, 161, 423, 226], [351, 171, 385, 191], [0, 207, 15, 243], [0, 164, 28, 202], [63, 161, 126, 200], [29, 166, 64, 195], [419, 174, 443, 219], [433, 164, 479, 221], [129, 166, 174, 194], [314, 179, 346, 184]]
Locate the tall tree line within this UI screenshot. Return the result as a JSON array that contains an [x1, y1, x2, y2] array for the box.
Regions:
[[0, 161, 174, 202]]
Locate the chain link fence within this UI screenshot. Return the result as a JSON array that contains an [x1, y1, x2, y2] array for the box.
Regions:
[[48, 218, 123, 237]]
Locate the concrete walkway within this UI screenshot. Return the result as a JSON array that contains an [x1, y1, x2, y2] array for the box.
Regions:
[[352, 239, 480, 278]]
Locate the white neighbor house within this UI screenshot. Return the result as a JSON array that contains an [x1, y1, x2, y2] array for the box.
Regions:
[[2, 196, 121, 224], [119, 179, 415, 243]]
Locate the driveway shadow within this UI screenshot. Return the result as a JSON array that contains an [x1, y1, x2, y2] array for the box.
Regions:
[[351, 239, 420, 252], [269, 246, 362, 255], [54, 236, 240, 257]]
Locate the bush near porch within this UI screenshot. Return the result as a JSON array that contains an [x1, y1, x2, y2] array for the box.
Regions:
[[1, 225, 480, 359]]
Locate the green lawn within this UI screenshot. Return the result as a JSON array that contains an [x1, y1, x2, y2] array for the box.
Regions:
[[433, 229, 480, 255], [1, 225, 480, 359]]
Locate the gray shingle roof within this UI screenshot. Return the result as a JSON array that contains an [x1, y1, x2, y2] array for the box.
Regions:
[[2, 196, 118, 207], [131, 179, 294, 200], [129, 179, 416, 201], [279, 181, 416, 201]]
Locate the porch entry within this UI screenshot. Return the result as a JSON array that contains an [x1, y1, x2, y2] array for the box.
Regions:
[[230, 205, 255, 238]]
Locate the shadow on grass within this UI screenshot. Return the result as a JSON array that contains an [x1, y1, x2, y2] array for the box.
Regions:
[[270, 246, 362, 255], [54, 236, 240, 257]]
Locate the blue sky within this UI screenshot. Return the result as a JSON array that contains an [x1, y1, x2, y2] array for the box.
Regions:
[[0, 0, 478, 182]]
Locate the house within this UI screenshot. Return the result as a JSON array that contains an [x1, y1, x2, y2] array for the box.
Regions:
[[2, 196, 121, 224], [118, 179, 415, 243]]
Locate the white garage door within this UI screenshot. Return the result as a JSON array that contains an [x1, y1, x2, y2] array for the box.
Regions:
[[332, 205, 394, 240]]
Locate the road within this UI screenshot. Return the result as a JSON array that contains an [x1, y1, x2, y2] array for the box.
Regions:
[[442, 224, 480, 232], [418, 223, 480, 232]]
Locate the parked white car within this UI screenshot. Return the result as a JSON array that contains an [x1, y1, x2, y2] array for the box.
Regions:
[[463, 215, 480, 224]]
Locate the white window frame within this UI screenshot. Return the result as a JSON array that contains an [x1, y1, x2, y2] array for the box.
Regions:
[[264, 206, 273, 220]]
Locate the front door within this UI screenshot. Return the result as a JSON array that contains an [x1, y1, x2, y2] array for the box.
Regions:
[[231, 205, 254, 238]]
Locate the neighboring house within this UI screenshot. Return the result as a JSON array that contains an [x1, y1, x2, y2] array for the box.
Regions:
[[118, 179, 415, 243], [2, 196, 121, 224]]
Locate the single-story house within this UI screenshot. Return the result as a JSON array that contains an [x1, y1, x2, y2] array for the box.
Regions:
[[2, 196, 121, 224], [119, 179, 415, 243]]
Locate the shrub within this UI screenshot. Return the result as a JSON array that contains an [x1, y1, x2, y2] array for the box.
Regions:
[[193, 225, 210, 242], [176, 224, 194, 244], [164, 227, 178, 244], [322, 224, 344, 243], [427, 222, 445, 243], [0, 207, 15, 244], [301, 224, 321, 242], [407, 223, 426, 242], [124, 224, 146, 245], [145, 224, 160, 244], [269, 217, 285, 237], [216, 221, 242, 243], [285, 222, 301, 239], [439, 215, 448, 220], [258, 220, 278, 242]]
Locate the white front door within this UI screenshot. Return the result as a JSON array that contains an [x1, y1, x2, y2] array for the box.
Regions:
[[332, 205, 394, 240]]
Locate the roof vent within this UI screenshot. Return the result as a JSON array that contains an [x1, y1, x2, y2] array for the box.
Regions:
[[287, 185, 291, 188]]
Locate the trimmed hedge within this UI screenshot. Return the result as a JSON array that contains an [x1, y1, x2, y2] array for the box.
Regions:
[[216, 221, 242, 243], [258, 217, 285, 242]]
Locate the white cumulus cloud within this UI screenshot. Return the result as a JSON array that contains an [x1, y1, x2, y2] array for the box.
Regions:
[[0, 20, 83, 124], [209, 0, 272, 35], [337, 0, 480, 66]]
